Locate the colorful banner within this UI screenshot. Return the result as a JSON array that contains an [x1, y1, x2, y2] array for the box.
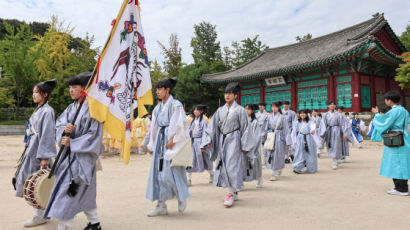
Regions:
[[87, 0, 153, 164]]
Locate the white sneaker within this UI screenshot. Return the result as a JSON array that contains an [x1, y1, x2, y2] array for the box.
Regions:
[[278, 170, 282, 176], [387, 188, 409, 196], [187, 179, 192, 186], [24, 215, 47, 227], [338, 159, 347, 164], [209, 173, 214, 183], [269, 175, 278, 181], [256, 177, 263, 188], [224, 194, 235, 207], [147, 206, 168, 217], [332, 161, 338, 169], [233, 192, 239, 201], [178, 200, 187, 213], [294, 167, 307, 174]]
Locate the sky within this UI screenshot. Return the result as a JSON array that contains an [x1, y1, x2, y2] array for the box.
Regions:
[[1, 0, 409, 66]]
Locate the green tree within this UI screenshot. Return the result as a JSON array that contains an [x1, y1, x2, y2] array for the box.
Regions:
[[400, 25, 410, 50], [229, 35, 266, 67], [191, 21, 222, 64], [296, 33, 312, 42], [0, 22, 38, 111], [395, 52, 410, 89], [175, 62, 228, 113], [157, 33, 183, 78], [31, 16, 98, 114]]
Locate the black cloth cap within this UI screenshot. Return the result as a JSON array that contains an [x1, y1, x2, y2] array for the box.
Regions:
[[259, 102, 267, 106], [156, 77, 177, 91], [282, 101, 290, 105], [194, 104, 208, 112], [69, 72, 92, 86], [36, 79, 57, 93], [225, 82, 241, 94], [326, 100, 336, 105]]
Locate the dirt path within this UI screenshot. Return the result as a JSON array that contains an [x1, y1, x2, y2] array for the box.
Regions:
[[1, 136, 409, 230]]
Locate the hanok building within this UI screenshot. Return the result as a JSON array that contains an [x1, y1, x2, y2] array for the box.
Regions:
[[201, 13, 409, 112]]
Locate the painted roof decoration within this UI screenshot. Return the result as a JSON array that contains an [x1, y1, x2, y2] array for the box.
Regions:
[[201, 13, 407, 83]]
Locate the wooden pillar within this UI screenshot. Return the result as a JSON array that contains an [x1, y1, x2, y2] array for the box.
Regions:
[[237, 91, 241, 105], [352, 71, 361, 112], [328, 75, 335, 102], [260, 84, 265, 103], [370, 74, 376, 107], [291, 81, 297, 111]]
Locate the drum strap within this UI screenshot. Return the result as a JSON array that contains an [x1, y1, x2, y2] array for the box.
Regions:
[[12, 133, 35, 190]]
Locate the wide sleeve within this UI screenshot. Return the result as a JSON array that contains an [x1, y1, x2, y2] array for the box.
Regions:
[[290, 120, 298, 149], [70, 116, 104, 157], [318, 114, 327, 137], [239, 108, 249, 138], [342, 117, 351, 137], [142, 128, 151, 147], [36, 109, 57, 159], [310, 120, 321, 147], [371, 110, 398, 142], [282, 116, 292, 145], [200, 119, 209, 148], [163, 104, 190, 161], [241, 120, 258, 152], [360, 120, 366, 131], [167, 105, 189, 144], [204, 110, 220, 161], [261, 114, 270, 143], [147, 108, 159, 152], [55, 107, 69, 145]]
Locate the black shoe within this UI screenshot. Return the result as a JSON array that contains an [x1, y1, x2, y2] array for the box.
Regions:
[[84, 222, 102, 230], [285, 159, 291, 164]]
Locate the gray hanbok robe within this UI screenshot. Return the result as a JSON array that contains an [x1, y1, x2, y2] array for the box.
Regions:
[[311, 115, 323, 149], [256, 110, 269, 128], [188, 117, 213, 173], [341, 115, 352, 157], [204, 101, 248, 190], [145, 96, 190, 202], [282, 109, 297, 130], [241, 118, 262, 181], [15, 103, 57, 197], [44, 100, 104, 220], [318, 111, 349, 159], [263, 112, 291, 171], [283, 109, 296, 152], [291, 120, 318, 173]]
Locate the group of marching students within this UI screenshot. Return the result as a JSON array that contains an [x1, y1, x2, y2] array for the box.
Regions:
[[14, 74, 410, 229]]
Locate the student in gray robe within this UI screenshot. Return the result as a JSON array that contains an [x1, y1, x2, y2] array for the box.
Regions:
[[145, 78, 190, 217], [44, 73, 104, 230], [282, 101, 296, 163], [257, 102, 269, 164], [203, 82, 249, 208], [186, 104, 213, 186], [290, 109, 318, 174], [242, 104, 263, 188], [310, 109, 322, 157], [14, 79, 57, 228], [263, 101, 291, 181], [318, 101, 348, 170], [337, 107, 352, 163], [256, 102, 269, 127]]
